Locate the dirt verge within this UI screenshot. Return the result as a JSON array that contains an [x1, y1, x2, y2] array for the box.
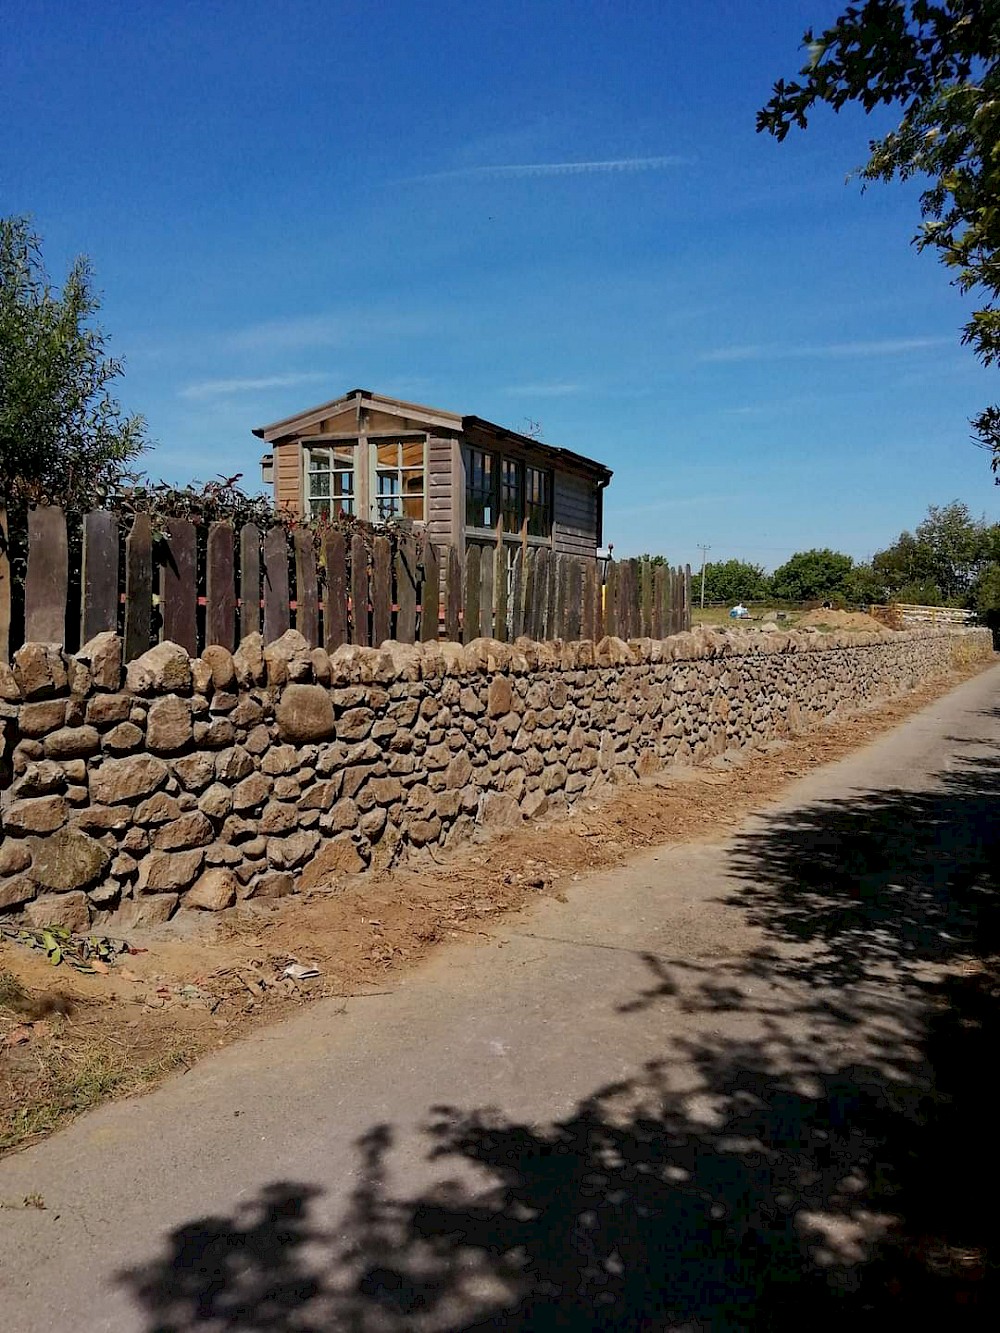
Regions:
[[2, 658, 994, 1156]]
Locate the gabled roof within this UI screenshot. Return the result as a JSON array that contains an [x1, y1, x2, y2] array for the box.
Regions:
[[253, 387, 612, 481]]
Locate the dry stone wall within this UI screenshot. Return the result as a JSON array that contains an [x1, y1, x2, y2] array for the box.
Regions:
[[0, 625, 992, 930]]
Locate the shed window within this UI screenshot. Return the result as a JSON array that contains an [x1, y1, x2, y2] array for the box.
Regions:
[[525, 466, 552, 538], [465, 447, 496, 529], [374, 438, 426, 522], [500, 459, 523, 533], [306, 444, 355, 519]]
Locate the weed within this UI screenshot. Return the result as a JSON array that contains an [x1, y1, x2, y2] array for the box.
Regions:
[[0, 970, 27, 1013]]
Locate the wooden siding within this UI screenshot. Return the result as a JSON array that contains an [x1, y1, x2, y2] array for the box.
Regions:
[[553, 471, 599, 559], [426, 435, 458, 548], [274, 440, 303, 514]]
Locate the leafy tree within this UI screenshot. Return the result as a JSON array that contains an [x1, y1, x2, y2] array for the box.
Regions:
[[758, 2, 1000, 471], [770, 548, 855, 601], [697, 559, 771, 603], [844, 560, 884, 604], [872, 500, 998, 601], [0, 215, 146, 511]]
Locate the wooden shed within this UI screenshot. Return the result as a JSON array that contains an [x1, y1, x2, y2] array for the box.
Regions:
[[252, 388, 612, 563]]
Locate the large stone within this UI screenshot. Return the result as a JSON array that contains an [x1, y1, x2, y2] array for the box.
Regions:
[[91, 755, 169, 804], [135, 791, 182, 825], [444, 752, 473, 790], [261, 632, 306, 684], [201, 644, 236, 690], [369, 776, 402, 805], [298, 836, 365, 887], [266, 830, 319, 871], [12, 642, 67, 699], [146, 694, 192, 753], [103, 722, 145, 752], [0, 841, 32, 876], [198, 783, 233, 820], [487, 677, 513, 718], [298, 779, 341, 811], [259, 801, 298, 835], [185, 868, 238, 911], [72, 804, 129, 834], [244, 871, 295, 900], [233, 633, 266, 687], [336, 707, 374, 741], [152, 811, 215, 851], [43, 725, 100, 758], [126, 641, 192, 695], [173, 751, 217, 791], [77, 632, 122, 691], [136, 849, 205, 893], [0, 660, 20, 702], [27, 827, 109, 890], [327, 797, 359, 833], [261, 745, 299, 776], [11, 760, 66, 797], [3, 795, 68, 835], [479, 791, 523, 830], [215, 746, 255, 782], [101, 894, 179, 929], [18, 699, 67, 736], [276, 683, 336, 743], [0, 877, 36, 910], [232, 772, 271, 811], [25, 891, 90, 933], [193, 718, 236, 747]]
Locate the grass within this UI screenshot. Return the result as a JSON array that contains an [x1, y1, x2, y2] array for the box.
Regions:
[[1, 1032, 192, 1154], [691, 605, 804, 630]]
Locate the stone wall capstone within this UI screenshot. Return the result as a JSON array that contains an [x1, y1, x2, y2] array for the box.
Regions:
[[0, 625, 993, 929]]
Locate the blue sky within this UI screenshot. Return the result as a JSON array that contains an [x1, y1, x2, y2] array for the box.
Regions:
[[4, 0, 998, 566]]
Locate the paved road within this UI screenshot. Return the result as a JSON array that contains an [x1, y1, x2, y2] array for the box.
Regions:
[[2, 664, 999, 1329]]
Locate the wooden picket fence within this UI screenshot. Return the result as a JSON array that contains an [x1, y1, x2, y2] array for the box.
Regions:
[[0, 506, 690, 662]]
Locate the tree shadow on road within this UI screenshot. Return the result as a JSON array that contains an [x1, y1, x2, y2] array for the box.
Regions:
[[117, 742, 1000, 1328]]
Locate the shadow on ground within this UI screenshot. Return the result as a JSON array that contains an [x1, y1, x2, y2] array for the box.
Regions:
[[117, 737, 1000, 1328]]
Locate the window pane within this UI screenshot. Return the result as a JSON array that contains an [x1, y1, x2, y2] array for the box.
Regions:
[[311, 471, 331, 498], [403, 495, 423, 520], [525, 466, 552, 537], [465, 447, 496, 529], [501, 459, 523, 532], [308, 450, 329, 472]]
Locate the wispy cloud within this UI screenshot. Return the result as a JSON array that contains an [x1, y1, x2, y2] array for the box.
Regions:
[[406, 155, 688, 183], [225, 310, 432, 353], [503, 381, 585, 397], [179, 371, 328, 401], [699, 336, 950, 364]]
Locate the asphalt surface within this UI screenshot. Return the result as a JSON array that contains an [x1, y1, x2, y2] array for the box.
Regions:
[[2, 663, 999, 1329]]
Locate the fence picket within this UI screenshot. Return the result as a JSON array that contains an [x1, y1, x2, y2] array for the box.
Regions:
[[684, 564, 692, 630], [582, 561, 596, 640], [23, 505, 68, 646], [396, 532, 418, 643], [82, 510, 120, 644], [521, 548, 536, 642], [493, 540, 508, 642], [567, 559, 583, 640], [445, 546, 462, 642], [371, 536, 392, 645], [604, 560, 618, 639], [160, 518, 196, 653], [294, 530, 319, 648], [463, 545, 481, 644], [530, 548, 548, 641], [350, 532, 370, 646], [419, 536, 440, 641], [640, 559, 653, 637], [239, 524, 262, 641], [509, 549, 523, 639], [206, 522, 236, 650], [123, 514, 152, 661], [652, 564, 665, 639], [323, 531, 348, 651], [479, 545, 494, 638], [263, 527, 290, 642]]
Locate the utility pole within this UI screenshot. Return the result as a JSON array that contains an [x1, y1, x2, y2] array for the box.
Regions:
[[697, 544, 711, 609]]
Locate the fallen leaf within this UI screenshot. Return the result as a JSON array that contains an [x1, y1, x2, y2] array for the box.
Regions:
[[89, 959, 110, 975], [119, 968, 141, 983], [5, 1025, 34, 1046]]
